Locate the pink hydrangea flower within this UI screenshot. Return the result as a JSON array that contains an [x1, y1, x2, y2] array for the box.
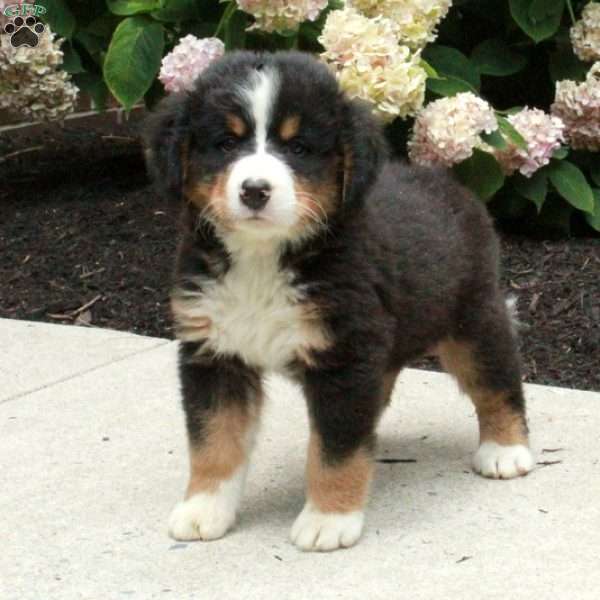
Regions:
[[493, 108, 565, 177], [159, 35, 225, 94], [408, 92, 497, 166], [551, 62, 600, 151]]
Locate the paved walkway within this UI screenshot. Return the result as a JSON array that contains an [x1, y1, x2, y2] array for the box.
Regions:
[[2, 318, 599, 599]]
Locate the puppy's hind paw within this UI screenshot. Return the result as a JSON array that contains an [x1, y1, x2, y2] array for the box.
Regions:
[[168, 493, 236, 541], [291, 503, 364, 552], [473, 441, 534, 479]]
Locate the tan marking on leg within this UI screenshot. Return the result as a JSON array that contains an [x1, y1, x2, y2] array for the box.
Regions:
[[170, 295, 212, 342], [475, 394, 528, 445], [437, 339, 528, 446], [306, 432, 372, 513], [279, 115, 301, 141], [226, 113, 247, 137], [186, 403, 259, 497]]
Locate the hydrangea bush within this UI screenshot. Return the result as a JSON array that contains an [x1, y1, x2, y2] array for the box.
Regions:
[[6, 0, 599, 233], [0, 24, 78, 121]]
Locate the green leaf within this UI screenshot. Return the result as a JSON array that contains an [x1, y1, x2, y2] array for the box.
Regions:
[[496, 106, 524, 116], [75, 31, 106, 55], [427, 76, 477, 96], [42, 0, 76, 38], [224, 10, 247, 50], [552, 146, 569, 160], [61, 42, 85, 73], [529, 0, 556, 21], [420, 59, 439, 79], [103, 16, 164, 110], [586, 190, 600, 231], [422, 45, 480, 90], [151, 0, 200, 21], [82, 14, 120, 38], [107, 0, 160, 16], [73, 72, 109, 111], [513, 170, 548, 212], [481, 129, 508, 150], [547, 160, 595, 214], [471, 39, 527, 76], [510, 0, 564, 42], [454, 149, 505, 201], [497, 116, 528, 150], [589, 156, 600, 187]]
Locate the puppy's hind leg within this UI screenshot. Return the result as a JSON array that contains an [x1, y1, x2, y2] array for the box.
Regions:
[[438, 298, 534, 479]]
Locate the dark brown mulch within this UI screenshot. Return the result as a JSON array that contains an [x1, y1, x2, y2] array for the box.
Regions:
[[1, 127, 598, 392]]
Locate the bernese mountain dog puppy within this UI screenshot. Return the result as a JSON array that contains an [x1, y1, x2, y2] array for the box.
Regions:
[[144, 51, 534, 552]]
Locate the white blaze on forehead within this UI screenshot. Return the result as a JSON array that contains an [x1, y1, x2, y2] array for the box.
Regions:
[[225, 66, 298, 234], [240, 67, 280, 152]]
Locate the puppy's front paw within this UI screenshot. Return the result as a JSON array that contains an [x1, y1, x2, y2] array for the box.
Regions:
[[291, 503, 364, 552], [473, 441, 534, 479], [168, 493, 236, 541]]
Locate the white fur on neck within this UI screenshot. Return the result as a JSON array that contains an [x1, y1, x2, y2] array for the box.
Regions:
[[173, 233, 325, 371]]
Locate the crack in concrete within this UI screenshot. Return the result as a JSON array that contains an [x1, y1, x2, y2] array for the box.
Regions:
[[0, 339, 175, 405]]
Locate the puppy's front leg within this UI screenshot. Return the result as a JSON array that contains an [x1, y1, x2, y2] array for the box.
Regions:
[[292, 369, 381, 552], [169, 346, 262, 541]]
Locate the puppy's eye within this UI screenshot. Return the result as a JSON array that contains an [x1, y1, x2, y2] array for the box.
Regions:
[[288, 139, 309, 156], [218, 137, 239, 152]]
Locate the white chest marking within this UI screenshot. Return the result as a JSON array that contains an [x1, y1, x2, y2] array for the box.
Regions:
[[172, 244, 326, 371]]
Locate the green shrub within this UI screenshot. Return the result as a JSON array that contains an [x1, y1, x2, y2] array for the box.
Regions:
[[33, 0, 600, 234]]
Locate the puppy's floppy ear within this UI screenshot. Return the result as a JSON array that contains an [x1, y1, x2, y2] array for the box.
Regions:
[[142, 92, 190, 202], [340, 97, 389, 209]]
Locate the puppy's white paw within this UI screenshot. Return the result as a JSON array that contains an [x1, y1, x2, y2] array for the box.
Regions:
[[291, 503, 364, 552], [473, 441, 534, 479], [168, 492, 236, 541]]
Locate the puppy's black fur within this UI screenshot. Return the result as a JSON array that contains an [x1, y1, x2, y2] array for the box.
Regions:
[[145, 51, 531, 549]]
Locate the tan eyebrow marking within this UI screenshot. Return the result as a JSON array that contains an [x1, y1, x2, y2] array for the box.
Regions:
[[279, 115, 301, 141], [225, 113, 247, 137]]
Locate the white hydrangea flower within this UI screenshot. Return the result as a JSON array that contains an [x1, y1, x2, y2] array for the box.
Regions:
[[236, 0, 328, 32], [350, 0, 452, 48], [408, 92, 497, 166], [551, 62, 600, 151], [493, 108, 565, 177], [159, 35, 225, 93], [0, 26, 78, 122], [570, 2, 600, 62], [320, 8, 426, 121], [320, 7, 401, 66]]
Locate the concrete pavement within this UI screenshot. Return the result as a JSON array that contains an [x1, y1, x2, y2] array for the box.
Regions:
[[2, 318, 599, 599]]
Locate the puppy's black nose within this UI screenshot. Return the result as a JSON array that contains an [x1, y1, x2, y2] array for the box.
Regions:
[[240, 178, 271, 211]]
